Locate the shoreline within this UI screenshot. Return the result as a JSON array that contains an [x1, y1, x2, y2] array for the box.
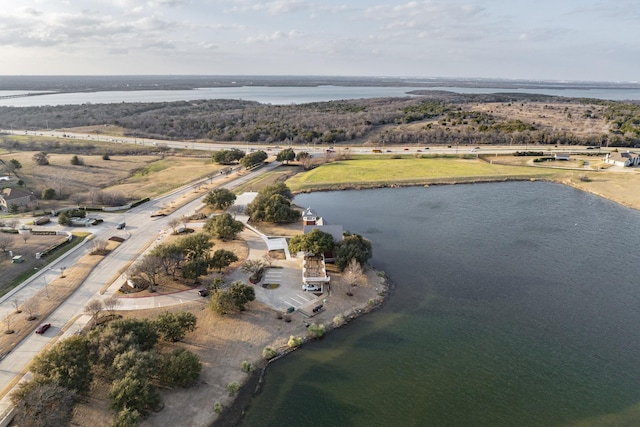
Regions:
[[292, 175, 640, 212], [211, 269, 392, 427], [209, 174, 640, 427]]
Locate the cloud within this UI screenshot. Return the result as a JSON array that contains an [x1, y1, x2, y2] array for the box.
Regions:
[[243, 29, 301, 43]]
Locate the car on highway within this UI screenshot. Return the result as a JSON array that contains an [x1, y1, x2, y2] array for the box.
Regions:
[[303, 283, 322, 292], [35, 323, 51, 334]]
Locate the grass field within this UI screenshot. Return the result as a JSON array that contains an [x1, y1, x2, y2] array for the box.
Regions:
[[286, 156, 560, 191]]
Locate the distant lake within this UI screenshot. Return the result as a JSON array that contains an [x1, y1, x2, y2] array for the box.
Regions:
[[240, 182, 640, 427], [2, 84, 640, 107]]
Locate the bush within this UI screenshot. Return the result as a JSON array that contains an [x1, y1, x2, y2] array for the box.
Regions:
[[307, 323, 326, 338], [287, 335, 303, 348], [214, 402, 223, 414], [226, 382, 240, 395], [41, 188, 56, 200], [332, 314, 345, 327], [262, 346, 278, 360], [241, 360, 255, 373]]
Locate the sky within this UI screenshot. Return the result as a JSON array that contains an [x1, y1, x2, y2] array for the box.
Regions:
[[0, 0, 638, 82]]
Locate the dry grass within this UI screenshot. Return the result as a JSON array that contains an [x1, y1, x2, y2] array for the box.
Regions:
[[0, 239, 121, 398]]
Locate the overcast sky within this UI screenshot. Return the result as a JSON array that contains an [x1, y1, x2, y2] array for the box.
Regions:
[[1, 0, 637, 82]]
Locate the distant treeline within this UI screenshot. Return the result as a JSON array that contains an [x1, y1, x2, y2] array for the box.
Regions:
[[1, 92, 640, 147]]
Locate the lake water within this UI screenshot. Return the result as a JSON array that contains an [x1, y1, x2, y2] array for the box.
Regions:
[[240, 182, 640, 427], [2, 85, 640, 107]]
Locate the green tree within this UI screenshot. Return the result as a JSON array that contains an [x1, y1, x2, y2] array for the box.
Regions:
[[203, 188, 236, 210], [112, 349, 158, 381], [209, 289, 234, 315], [32, 151, 49, 166], [149, 242, 184, 279], [276, 147, 295, 164], [228, 281, 256, 311], [109, 373, 162, 414], [204, 212, 244, 240], [261, 183, 294, 200], [70, 155, 84, 165], [155, 311, 198, 342], [11, 382, 77, 427], [112, 408, 140, 427], [159, 348, 202, 387], [182, 257, 210, 283], [209, 249, 239, 272], [334, 232, 373, 271], [177, 233, 213, 262], [9, 158, 22, 170], [240, 150, 268, 168], [30, 335, 92, 393], [41, 188, 56, 200], [245, 194, 300, 223], [288, 228, 334, 254], [213, 148, 245, 164]]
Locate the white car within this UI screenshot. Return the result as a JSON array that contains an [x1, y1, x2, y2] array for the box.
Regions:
[[302, 284, 321, 292]]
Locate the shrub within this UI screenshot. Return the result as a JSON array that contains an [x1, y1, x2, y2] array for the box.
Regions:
[[332, 314, 345, 328], [579, 174, 591, 182], [102, 153, 111, 160], [262, 346, 278, 360], [226, 382, 240, 395], [287, 335, 303, 348], [307, 323, 326, 338], [241, 360, 255, 373], [214, 402, 223, 414]]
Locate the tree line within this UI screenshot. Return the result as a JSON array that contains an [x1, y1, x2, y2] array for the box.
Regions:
[[2, 93, 640, 147]]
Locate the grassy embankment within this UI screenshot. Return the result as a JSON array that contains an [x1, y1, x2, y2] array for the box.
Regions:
[[286, 156, 561, 192], [286, 155, 640, 211]]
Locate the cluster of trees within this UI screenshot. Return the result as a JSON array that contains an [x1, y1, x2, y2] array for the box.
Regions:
[[203, 188, 236, 211], [134, 231, 239, 287], [288, 228, 372, 271], [245, 183, 300, 223], [5, 93, 640, 147], [12, 315, 201, 426], [212, 148, 268, 169]]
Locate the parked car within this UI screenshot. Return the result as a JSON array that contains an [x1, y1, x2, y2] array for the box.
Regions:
[[35, 323, 51, 334], [116, 222, 126, 229], [303, 284, 321, 292], [198, 289, 210, 297]]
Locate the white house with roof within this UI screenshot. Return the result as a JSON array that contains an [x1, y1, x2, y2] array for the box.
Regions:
[[604, 151, 640, 167]]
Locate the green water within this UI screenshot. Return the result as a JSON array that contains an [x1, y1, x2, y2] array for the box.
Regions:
[[241, 183, 640, 427]]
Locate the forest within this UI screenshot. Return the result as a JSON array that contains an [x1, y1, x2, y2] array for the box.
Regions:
[[1, 91, 640, 148]]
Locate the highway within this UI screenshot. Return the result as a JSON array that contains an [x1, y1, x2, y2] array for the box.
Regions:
[[0, 128, 611, 156]]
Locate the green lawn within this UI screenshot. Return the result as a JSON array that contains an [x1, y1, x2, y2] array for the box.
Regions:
[[287, 157, 559, 191]]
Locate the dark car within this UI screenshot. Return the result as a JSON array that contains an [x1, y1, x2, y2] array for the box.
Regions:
[[198, 289, 210, 297], [35, 323, 51, 334]]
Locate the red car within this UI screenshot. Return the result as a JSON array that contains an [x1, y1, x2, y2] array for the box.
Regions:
[[35, 323, 51, 334]]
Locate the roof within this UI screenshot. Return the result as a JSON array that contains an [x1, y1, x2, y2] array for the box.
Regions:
[[1, 188, 34, 201], [303, 207, 319, 218]]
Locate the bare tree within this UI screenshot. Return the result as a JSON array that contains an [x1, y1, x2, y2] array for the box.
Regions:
[[168, 217, 181, 234], [341, 258, 365, 297], [262, 252, 275, 268], [103, 294, 121, 317], [69, 193, 87, 207], [59, 266, 66, 278], [50, 171, 70, 199], [5, 314, 13, 334], [12, 298, 21, 314], [5, 219, 19, 230], [0, 234, 13, 252], [83, 299, 104, 325], [131, 255, 163, 292], [22, 299, 39, 321], [89, 239, 108, 255], [21, 231, 31, 245]]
